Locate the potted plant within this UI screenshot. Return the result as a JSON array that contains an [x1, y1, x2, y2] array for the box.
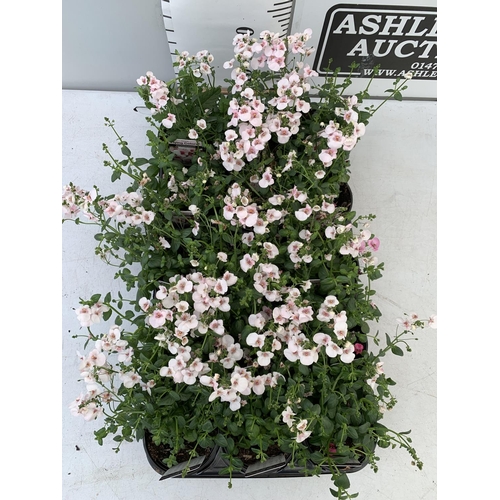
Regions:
[[63, 28, 436, 499]]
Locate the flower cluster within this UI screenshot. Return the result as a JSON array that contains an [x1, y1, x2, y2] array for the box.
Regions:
[[62, 183, 97, 220], [101, 191, 156, 226], [64, 28, 434, 500]]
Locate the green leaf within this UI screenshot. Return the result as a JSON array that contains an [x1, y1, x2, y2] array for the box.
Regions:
[[335, 413, 348, 425], [358, 422, 371, 434], [334, 473, 350, 489], [309, 451, 325, 463], [214, 434, 228, 448], [327, 393, 339, 408], [298, 364, 310, 376], [322, 415, 334, 435], [391, 345, 404, 356], [199, 436, 214, 449], [227, 422, 241, 435], [168, 391, 180, 401], [347, 426, 358, 439], [360, 321, 370, 334], [89, 294, 101, 303], [111, 170, 122, 182], [146, 164, 159, 177]]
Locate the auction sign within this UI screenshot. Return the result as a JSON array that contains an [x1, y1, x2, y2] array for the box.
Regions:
[[291, 0, 437, 99]]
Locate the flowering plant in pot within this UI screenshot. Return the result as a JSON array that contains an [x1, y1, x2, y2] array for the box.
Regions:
[[63, 28, 436, 499]]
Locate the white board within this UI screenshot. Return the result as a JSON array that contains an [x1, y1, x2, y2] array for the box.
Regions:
[[162, 0, 436, 99]]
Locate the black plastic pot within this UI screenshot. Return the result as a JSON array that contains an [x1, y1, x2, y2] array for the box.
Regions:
[[143, 435, 168, 475], [192, 447, 289, 478], [338, 183, 353, 211], [307, 450, 371, 475], [144, 438, 370, 479], [142, 431, 215, 479]]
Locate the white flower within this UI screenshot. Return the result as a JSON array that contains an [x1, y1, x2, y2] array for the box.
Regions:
[[298, 348, 318, 366], [240, 253, 256, 272], [295, 206, 312, 221], [120, 371, 141, 388], [247, 332, 266, 347], [188, 204, 199, 215], [161, 113, 176, 129], [326, 342, 342, 358], [295, 430, 312, 443], [428, 314, 438, 328], [251, 375, 266, 395], [340, 342, 355, 363], [159, 236, 171, 249], [209, 319, 224, 335], [269, 195, 285, 206], [281, 406, 295, 426], [257, 351, 274, 366], [325, 226, 336, 239]]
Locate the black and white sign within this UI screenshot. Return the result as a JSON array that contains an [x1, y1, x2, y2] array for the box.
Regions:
[[313, 4, 437, 80], [290, 0, 437, 98]]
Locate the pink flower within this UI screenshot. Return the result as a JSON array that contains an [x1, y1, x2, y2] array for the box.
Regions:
[[428, 314, 438, 329], [295, 430, 312, 443], [281, 406, 295, 426], [276, 127, 292, 144], [295, 205, 312, 221], [319, 148, 337, 166], [354, 343, 364, 354], [240, 253, 257, 272], [209, 319, 225, 335], [368, 237, 380, 251], [259, 168, 274, 188], [257, 351, 274, 366], [161, 114, 176, 129], [299, 348, 318, 366], [340, 342, 355, 363], [325, 226, 336, 239], [149, 309, 168, 328]]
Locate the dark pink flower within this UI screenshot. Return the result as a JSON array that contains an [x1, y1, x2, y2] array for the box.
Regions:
[[354, 343, 364, 354], [329, 443, 337, 454]]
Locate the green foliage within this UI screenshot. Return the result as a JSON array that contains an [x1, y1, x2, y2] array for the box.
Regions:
[[63, 28, 434, 500]]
